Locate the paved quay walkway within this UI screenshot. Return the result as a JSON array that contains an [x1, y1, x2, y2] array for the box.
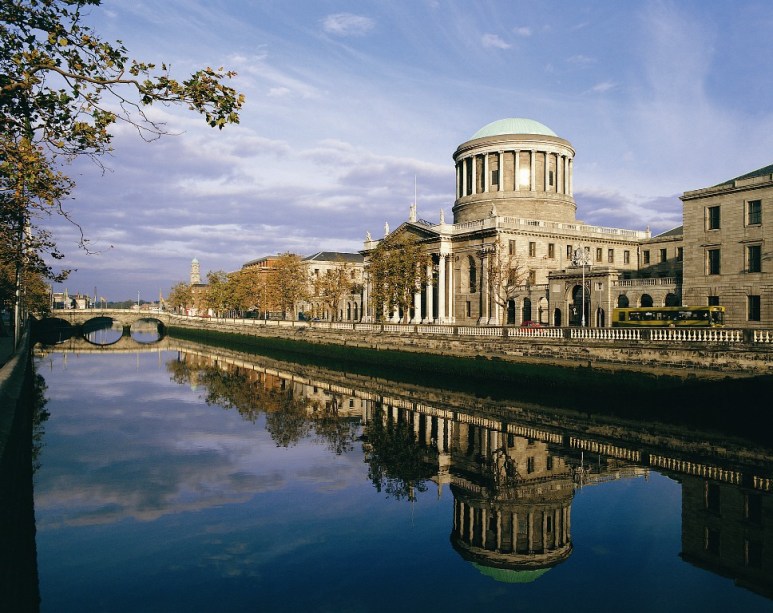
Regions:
[[0, 335, 14, 368]]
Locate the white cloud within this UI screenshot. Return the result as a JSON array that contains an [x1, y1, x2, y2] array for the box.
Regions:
[[568, 54, 595, 66], [481, 33, 511, 49], [590, 80, 615, 93], [513, 26, 532, 37], [322, 13, 375, 37]]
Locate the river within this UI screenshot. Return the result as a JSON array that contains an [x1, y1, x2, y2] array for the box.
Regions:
[[30, 339, 773, 612]]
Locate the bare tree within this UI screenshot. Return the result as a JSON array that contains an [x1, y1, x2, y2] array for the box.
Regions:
[[485, 242, 529, 325]]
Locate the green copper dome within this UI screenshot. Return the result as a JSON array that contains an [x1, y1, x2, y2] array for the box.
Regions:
[[471, 563, 551, 583], [471, 118, 557, 139]]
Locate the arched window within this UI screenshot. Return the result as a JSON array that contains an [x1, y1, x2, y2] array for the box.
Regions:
[[468, 256, 477, 293], [507, 300, 515, 325], [640, 294, 653, 307], [522, 297, 532, 322], [617, 294, 629, 308]]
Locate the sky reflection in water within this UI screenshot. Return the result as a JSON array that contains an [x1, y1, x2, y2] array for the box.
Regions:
[[33, 349, 772, 612]]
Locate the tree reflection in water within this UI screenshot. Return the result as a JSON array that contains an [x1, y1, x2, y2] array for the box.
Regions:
[[362, 405, 437, 502], [165, 355, 360, 453]]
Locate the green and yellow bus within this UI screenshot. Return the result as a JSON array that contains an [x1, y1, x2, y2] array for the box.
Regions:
[[612, 306, 725, 328]]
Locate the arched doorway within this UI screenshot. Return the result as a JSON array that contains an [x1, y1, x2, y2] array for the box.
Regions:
[[596, 307, 605, 327], [554, 308, 562, 327], [665, 293, 679, 307], [640, 294, 653, 307], [522, 297, 532, 322], [617, 294, 629, 308], [538, 297, 548, 324], [507, 299, 515, 325], [570, 285, 589, 326]]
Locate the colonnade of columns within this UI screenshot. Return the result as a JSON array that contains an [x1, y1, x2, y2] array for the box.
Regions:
[[453, 498, 571, 555], [455, 149, 573, 199]]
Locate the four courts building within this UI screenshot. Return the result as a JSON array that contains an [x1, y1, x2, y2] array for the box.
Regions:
[[361, 117, 771, 328]]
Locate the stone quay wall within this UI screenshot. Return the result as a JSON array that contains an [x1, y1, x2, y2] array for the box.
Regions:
[[166, 315, 773, 376]]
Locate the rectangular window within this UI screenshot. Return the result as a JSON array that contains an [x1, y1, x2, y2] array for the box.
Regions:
[[607, 249, 614, 263], [549, 170, 554, 186], [491, 169, 499, 186], [707, 249, 720, 275], [677, 247, 683, 262], [747, 199, 762, 225], [747, 245, 761, 273], [508, 239, 516, 256], [529, 242, 536, 257], [528, 270, 536, 284], [748, 295, 761, 321], [624, 250, 630, 265], [643, 250, 651, 265], [707, 205, 720, 230], [567, 245, 573, 259], [706, 482, 721, 513], [746, 539, 763, 568], [746, 493, 763, 525], [708, 296, 720, 306], [548, 243, 555, 259], [595, 247, 602, 262], [660, 248, 667, 263], [466, 301, 471, 317], [705, 527, 720, 555], [527, 457, 535, 474]]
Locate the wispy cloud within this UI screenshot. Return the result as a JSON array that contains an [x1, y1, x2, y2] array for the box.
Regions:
[[568, 54, 595, 66], [481, 33, 511, 49], [513, 26, 532, 37], [322, 13, 375, 37], [590, 80, 615, 93]]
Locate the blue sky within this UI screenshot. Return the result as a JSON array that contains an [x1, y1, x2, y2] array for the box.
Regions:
[[46, 0, 773, 301]]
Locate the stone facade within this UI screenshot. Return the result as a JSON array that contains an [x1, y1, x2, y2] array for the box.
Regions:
[[681, 166, 773, 327], [299, 251, 364, 321], [362, 118, 664, 328]]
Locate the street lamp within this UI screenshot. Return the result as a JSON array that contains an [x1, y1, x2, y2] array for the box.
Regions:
[[572, 247, 591, 327]]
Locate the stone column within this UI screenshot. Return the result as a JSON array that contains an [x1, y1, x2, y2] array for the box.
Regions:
[[456, 162, 461, 199], [412, 288, 421, 323], [514, 149, 520, 192], [438, 254, 446, 323], [544, 151, 550, 192], [481, 508, 488, 548], [479, 251, 489, 324], [562, 155, 568, 194], [483, 153, 489, 193], [568, 158, 573, 196], [424, 261, 434, 323], [512, 512, 518, 551], [529, 150, 536, 192], [471, 155, 477, 195], [448, 255, 456, 324], [527, 511, 534, 552], [462, 158, 468, 196], [498, 150, 504, 192]]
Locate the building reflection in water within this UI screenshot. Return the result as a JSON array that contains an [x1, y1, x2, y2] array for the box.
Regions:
[[164, 342, 772, 595]]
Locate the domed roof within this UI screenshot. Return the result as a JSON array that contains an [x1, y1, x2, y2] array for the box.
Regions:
[[471, 118, 557, 139]]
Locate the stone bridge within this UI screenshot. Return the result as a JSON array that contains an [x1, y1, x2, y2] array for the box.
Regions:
[[49, 309, 170, 327], [40, 334, 173, 353]]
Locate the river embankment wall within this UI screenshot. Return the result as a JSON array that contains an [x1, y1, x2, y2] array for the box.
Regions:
[[0, 326, 40, 609], [165, 316, 773, 376]]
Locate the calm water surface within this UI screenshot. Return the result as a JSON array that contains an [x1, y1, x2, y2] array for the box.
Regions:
[[32, 345, 773, 612]]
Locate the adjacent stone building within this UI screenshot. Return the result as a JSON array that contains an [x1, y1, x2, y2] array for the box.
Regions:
[[681, 165, 772, 328]]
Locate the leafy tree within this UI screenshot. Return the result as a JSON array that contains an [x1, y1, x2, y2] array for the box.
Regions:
[[367, 233, 428, 323], [166, 281, 192, 313], [269, 252, 308, 320], [1, 0, 244, 336], [315, 259, 355, 321], [203, 270, 230, 317]]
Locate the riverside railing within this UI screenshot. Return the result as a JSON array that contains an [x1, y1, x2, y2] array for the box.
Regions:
[[166, 314, 773, 346]]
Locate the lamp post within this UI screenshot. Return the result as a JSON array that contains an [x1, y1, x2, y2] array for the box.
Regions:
[[572, 247, 591, 327]]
